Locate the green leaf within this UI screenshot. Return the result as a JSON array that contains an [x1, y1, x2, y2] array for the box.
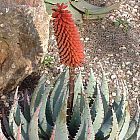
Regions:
[[50, 69, 69, 114], [9, 117, 18, 139], [109, 108, 119, 139], [74, 97, 95, 140], [92, 84, 104, 134], [11, 88, 28, 140], [30, 74, 46, 116], [14, 104, 29, 140], [39, 87, 52, 137], [90, 83, 97, 121], [113, 80, 122, 111], [53, 85, 69, 122], [46, 97, 54, 127], [96, 107, 112, 139], [9, 87, 19, 139], [79, 93, 85, 114], [20, 111, 29, 140], [53, 92, 69, 140], [44, 0, 69, 5], [137, 123, 140, 140], [68, 4, 83, 24], [100, 70, 109, 115], [73, 71, 83, 107], [23, 91, 31, 122], [44, 2, 83, 24], [114, 94, 126, 130], [14, 104, 21, 126], [114, 21, 121, 27], [86, 68, 96, 100], [84, 99, 95, 140], [115, 82, 128, 131], [83, 13, 108, 20], [124, 99, 140, 140], [118, 105, 130, 140], [71, 0, 120, 15], [28, 104, 41, 140], [69, 98, 81, 138], [45, 2, 53, 15]]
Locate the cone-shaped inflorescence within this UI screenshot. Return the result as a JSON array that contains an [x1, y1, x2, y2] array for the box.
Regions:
[[52, 3, 84, 67]]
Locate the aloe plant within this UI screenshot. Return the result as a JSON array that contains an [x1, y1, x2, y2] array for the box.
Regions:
[[44, 0, 120, 23], [1, 68, 139, 140]]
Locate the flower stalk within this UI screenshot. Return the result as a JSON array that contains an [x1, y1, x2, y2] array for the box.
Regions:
[[52, 3, 84, 121]]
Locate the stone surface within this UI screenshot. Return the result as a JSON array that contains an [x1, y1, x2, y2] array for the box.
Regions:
[[0, 0, 49, 93]]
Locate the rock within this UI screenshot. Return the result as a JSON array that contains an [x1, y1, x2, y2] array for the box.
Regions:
[[0, 0, 50, 93], [111, 74, 116, 79]]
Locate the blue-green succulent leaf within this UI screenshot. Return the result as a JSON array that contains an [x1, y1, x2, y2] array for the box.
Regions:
[[44, 2, 53, 15], [90, 83, 98, 121], [124, 99, 140, 140], [68, 4, 83, 24], [137, 124, 140, 140], [53, 92, 69, 140], [96, 107, 112, 139], [109, 108, 119, 139], [119, 105, 130, 140], [92, 84, 104, 134], [9, 87, 19, 139], [44, 0, 69, 5], [30, 74, 46, 116], [14, 104, 21, 126], [115, 82, 128, 131], [79, 93, 85, 114], [74, 71, 83, 107], [53, 84, 69, 122], [39, 87, 52, 137], [74, 97, 95, 140], [86, 68, 96, 100], [50, 69, 69, 114], [100, 70, 109, 115], [69, 98, 81, 137], [23, 91, 31, 122], [71, 0, 120, 15], [44, 2, 83, 24], [28, 104, 41, 140], [46, 97, 54, 127], [84, 98, 95, 140], [113, 80, 122, 111], [20, 111, 29, 140], [114, 94, 125, 130]]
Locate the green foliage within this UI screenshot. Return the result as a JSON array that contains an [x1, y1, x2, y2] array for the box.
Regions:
[[44, 0, 120, 23], [42, 56, 54, 67], [1, 68, 139, 140], [114, 17, 130, 32]]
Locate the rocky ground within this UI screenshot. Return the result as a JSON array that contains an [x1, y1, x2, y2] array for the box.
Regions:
[[0, 0, 139, 118]]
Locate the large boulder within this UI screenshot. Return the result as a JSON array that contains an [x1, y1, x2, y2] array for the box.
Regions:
[[0, 0, 50, 93]]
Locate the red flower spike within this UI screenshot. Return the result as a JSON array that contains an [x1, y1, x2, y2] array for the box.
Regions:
[[52, 3, 84, 67]]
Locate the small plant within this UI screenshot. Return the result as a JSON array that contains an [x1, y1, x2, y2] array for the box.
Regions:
[[114, 17, 130, 32], [42, 56, 54, 67]]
